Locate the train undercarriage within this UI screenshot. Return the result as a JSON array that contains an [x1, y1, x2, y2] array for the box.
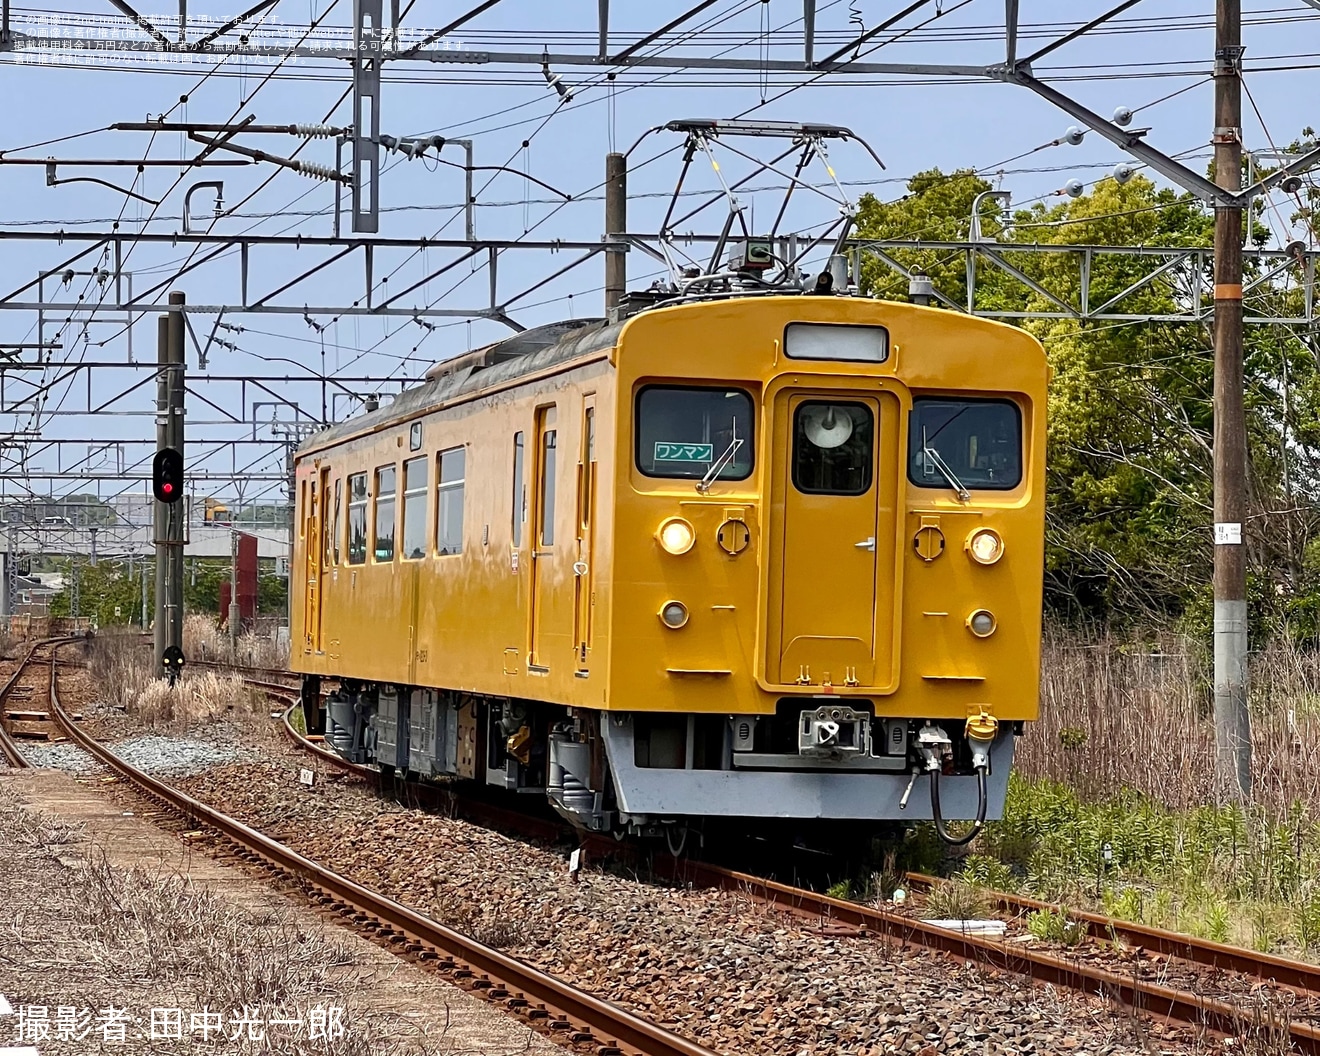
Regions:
[[304, 677, 1021, 846]]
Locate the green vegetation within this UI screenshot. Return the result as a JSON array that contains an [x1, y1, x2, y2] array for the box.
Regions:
[[48, 557, 287, 624], [948, 773, 1320, 956], [855, 152, 1320, 631]]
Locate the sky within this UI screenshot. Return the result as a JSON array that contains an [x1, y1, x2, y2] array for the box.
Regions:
[[0, 0, 1316, 507]]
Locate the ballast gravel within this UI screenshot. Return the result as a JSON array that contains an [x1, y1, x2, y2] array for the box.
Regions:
[[163, 752, 1229, 1056], [19, 735, 248, 777], [13, 742, 102, 772], [110, 734, 251, 775]]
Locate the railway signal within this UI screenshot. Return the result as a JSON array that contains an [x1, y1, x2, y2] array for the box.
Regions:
[[152, 447, 184, 503], [161, 644, 185, 686]]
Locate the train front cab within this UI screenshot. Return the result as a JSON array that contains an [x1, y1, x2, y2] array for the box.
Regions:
[[564, 298, 1046, 841]]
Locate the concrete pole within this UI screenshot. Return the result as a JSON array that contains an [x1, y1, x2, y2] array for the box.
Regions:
[[604, 152, 627, 314], [1212, 0, 1251, 800]]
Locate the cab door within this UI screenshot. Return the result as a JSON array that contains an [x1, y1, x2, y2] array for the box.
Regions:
[[769, 389, 894, 688]]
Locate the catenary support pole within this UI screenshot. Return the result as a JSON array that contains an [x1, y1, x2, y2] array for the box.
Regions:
[[605, 152, 627, 314], [1212, 0, 1252, 799]]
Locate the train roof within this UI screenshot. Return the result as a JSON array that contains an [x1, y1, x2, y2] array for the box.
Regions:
[[299, 317, 620, 454]]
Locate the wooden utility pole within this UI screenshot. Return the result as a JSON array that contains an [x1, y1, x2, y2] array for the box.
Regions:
[[1212, 0, 1252, 799], [604, 152, 627, 313]]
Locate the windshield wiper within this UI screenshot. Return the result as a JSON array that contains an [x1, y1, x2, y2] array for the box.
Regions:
[[696, 425, 743, 493], [922, 428, 970, 503]]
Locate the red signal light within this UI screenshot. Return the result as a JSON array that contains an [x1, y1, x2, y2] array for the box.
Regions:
[[163, 482, 174, 495]]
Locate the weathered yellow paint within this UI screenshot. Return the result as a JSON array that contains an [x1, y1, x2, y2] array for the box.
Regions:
[[291, 295, 1047, 725]]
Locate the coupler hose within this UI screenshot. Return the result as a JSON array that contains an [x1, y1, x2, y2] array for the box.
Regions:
[[930, 766, 989, 847]]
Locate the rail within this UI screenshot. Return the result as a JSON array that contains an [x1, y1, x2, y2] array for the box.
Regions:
[[46, 642, 722, 1056], [903, 871, 1320, 994]]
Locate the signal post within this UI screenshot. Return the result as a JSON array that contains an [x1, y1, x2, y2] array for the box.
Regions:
[[154, 290, 186, 679]]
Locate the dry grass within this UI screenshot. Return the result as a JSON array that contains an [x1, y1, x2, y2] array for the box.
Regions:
[[184, 613, 289, 669], [134, 670, 267, 726], [0, 786, 491, 1055], [87, 626, 265, 728], [1020, 627, 1320, 818]]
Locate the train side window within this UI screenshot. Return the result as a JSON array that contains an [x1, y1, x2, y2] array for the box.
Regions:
[[373, 464, 397, 561], [402, 457, 428, 559], [511, 432, 526, 547], [347, 473, 367, 565], [322, 478, 334, 570], [332, 478, 342, 565], [792, 401, 875, 496], [635, 386, 755, 481], [581, 406, 596, 531], [437, 447, 465, 555], [908, 397, 1022, 491]]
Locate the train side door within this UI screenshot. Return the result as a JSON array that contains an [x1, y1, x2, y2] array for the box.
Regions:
[[312, 466, 332, 653], [573, 399, 597, 673], [303, 470, 322, 652], [528, 405, 558, 670]]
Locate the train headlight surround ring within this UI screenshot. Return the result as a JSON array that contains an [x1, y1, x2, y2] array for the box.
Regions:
[[967, 609, 998, 638], [657, 517, 696, 555], [659, 601, 690, 629], [966, 527, 1005, 565]]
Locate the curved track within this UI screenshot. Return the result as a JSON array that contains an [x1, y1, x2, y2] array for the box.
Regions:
[[43, 641, 720, 1056], [0, 638, 79, 767], [248, 666, 1320, 1053]]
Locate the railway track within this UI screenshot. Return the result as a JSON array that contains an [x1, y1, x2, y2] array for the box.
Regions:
[[236, 665, 1320, 1052], [38, 641, 721, 1056], [53, 644, 1320, 1051], [0, 637, 82, 767]]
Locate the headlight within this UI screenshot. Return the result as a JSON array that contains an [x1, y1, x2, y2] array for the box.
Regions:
[[966, 527, 1004, 565], [967, 609, 997, 638], [657, 517, 696, 555], [659, 601, 689, 629]]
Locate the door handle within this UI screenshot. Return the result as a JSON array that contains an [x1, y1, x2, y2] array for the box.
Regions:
[[855, 537, 876, 552]]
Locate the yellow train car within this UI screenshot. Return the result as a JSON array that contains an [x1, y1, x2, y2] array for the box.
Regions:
[[291, 292, 1047, 843]]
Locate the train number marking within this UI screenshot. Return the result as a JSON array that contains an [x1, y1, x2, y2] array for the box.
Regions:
[[654, 442, 713, 462], [416, 649, 429, 664]]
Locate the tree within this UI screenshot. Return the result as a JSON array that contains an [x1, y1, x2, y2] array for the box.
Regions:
[[49, 560, 144, 626], [856, 168, 1320, 631]]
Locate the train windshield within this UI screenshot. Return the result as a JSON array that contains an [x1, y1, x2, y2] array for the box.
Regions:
[[907, 397, 1022, 491], [635, 386, 755, 481]]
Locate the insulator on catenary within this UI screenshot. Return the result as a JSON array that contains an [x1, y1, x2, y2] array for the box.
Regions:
[[294, 124, 339, 139], [298, 161, 340, 182]]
